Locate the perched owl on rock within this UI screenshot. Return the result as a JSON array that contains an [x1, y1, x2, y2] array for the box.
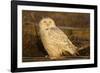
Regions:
[[39, 17, 78, 59]]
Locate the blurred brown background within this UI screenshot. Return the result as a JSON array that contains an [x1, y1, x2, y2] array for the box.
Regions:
[[22, 10, 90, 62]]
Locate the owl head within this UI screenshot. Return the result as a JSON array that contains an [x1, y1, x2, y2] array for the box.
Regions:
[[39, 17, 56, 30]]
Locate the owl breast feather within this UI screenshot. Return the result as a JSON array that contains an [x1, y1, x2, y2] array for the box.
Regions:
[[46, 27, 69, 43]]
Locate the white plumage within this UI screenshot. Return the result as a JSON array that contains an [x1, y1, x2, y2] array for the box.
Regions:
[[39, 17, 78, 59]]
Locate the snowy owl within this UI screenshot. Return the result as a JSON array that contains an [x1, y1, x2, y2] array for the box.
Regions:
[[39, 17, 78, 59]]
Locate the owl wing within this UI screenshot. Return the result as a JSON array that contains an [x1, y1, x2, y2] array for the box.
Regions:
[[47, 27, 77, 54], [47, 27, 69, 44]]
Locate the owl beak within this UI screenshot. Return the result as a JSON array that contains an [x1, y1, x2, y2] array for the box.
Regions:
[[47, 24, 49, 26]]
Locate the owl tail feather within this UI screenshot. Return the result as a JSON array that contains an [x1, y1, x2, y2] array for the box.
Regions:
[[73, 51, 80, 56], [62, 51, 73, 56], [62, 49, 79, 56]]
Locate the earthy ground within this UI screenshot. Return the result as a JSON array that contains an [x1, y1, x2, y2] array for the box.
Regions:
[[22, 10, 90, 62]]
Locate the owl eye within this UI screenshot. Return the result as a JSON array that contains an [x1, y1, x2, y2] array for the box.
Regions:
[[49, 21, 52, 23]]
